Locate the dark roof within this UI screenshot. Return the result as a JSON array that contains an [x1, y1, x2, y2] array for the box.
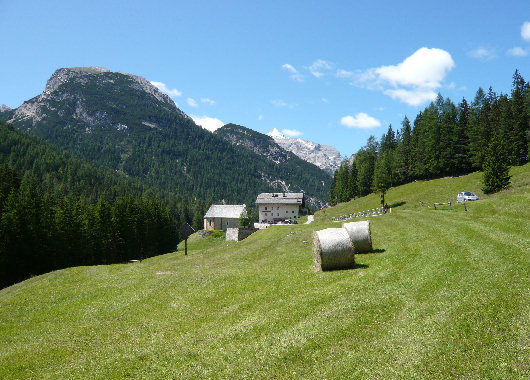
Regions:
[[204, 205, 246, 219], [255, 192, 304, 205]]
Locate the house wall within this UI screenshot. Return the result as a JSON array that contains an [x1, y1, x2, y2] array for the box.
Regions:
[[204, 217, 239, 231], [258, 204, 300, 223]]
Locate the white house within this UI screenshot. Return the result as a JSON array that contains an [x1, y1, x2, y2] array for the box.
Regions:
[[204, 204, 247, 231], [255, 192, 307, 224]]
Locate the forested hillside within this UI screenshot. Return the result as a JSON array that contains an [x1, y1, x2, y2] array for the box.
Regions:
[[215, 123, 331, 206], [0, 121, 210, 288], [2, 67, 329, 207], [330, 70, 530, 204]]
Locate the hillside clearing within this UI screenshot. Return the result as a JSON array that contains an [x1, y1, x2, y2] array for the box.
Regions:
[[0, 165, 529, 379]]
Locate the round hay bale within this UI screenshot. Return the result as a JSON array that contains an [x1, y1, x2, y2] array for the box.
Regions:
[[312, 228, 354, 271], [342, 221, 372, 253]]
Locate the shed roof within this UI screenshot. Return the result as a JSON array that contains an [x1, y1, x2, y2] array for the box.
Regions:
[[204, 204, 246, 219], [255, 192, 304, 205]]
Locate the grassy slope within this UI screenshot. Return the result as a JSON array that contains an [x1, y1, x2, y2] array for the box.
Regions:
[[0, 165, 528, 379]]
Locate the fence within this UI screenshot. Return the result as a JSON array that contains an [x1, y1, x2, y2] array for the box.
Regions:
[[332, 207, 391, 222]]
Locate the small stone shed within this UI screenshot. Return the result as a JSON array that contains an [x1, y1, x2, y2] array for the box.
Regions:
[[203, 204, 247, 231]]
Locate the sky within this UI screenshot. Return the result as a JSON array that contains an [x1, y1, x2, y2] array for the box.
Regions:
[[1, 0, 529, 157]]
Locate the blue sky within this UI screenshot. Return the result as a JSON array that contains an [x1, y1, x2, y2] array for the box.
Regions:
[[1, 1, 529, 157]]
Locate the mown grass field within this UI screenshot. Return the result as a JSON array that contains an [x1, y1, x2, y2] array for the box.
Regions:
[[1, 165, 529, 379]]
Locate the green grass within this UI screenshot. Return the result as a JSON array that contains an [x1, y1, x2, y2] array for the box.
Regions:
[[1, 165, 529, 379]]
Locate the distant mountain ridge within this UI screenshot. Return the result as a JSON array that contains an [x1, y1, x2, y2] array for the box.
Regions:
[[267, 128, 345, 174], [215, 123, 300, 164], [1, 67, 330, 207], [215, 124, 332, 207]]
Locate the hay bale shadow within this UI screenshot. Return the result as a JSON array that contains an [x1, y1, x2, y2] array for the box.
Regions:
[[320, 263, 369, 272]]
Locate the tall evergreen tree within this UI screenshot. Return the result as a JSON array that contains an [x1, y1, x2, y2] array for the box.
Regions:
[[392, 116, 412, 185], [453, 98, 471, 175], [356, 136, 378, 196], [510, 70, 529, 165], [468, 87, 486, 170], [373, 152, 392, 206], [482, 130, 511, 194], [439, 98, 458, 176], [347, 161, 359, 200]]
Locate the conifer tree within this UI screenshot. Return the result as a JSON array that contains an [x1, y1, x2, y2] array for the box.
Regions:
[[373, 152, 392, 206], [453, 98, 471, 175], [482, 131, 511, 194], [347, 161, 358, 200], [510, 70, 529, 165]]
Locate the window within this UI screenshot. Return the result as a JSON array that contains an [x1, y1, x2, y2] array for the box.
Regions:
[[292, 211, 295, 213], [277, 213, 279, 216], [265, 207, 267, 210], [277, 207, 279, 210]]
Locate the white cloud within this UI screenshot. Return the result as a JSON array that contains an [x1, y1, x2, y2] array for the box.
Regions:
[[271, 99, 294, 108], [192, 116, 224, 132], [522, 21, 530, 41], [201, 98, 216, 105], [282, 63, 296, 72], [467, 47, 496, 61], [258, 115, 263, 120], [350, 47, 455, 107], [340, 113, 381, 129], [383, 88, 438, 107], [321, 98, 328, 103], [507, 46, 528, 57], [187, 98, 198, 107], [150, 81, 182, 97], [374, 47, 455, 88], [282, 128, 303, 137], [281, 63, 303, 82], [336, 69, 353, 78], [308, 59, 333, 78]]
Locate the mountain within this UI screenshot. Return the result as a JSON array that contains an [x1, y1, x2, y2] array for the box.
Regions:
[[2, 67, 330, 207], [215, 123, 332, 207], [215, 123, 292, 164], [267, 128, 345, 174]]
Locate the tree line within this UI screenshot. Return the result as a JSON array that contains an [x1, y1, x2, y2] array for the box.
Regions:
[[330, 70, 529, 205], [0, 122, 211, 288]]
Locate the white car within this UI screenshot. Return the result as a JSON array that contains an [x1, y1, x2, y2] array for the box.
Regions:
[[457, 192, 479, 203]]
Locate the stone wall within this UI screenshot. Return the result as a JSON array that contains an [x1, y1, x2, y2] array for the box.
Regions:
[[226, 227, 257, 242]]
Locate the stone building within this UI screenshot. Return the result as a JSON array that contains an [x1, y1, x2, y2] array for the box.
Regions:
[[255, 192, 307, 224], [203, 204, 247, 231]]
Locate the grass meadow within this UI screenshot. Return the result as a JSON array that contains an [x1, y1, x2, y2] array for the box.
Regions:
[[0, 165, 528, 378]]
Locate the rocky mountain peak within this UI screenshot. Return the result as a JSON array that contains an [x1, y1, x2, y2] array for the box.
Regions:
[[0, 104, 11, 112], [41, 67, 175, 108], [10, 67, 187, 127], [267, 128, 285, 139], [267, 129, 345, 174], [43, 67, 109, 95]]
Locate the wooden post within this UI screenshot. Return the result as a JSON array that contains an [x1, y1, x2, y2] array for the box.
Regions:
[[179, 223, 195, 256]]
